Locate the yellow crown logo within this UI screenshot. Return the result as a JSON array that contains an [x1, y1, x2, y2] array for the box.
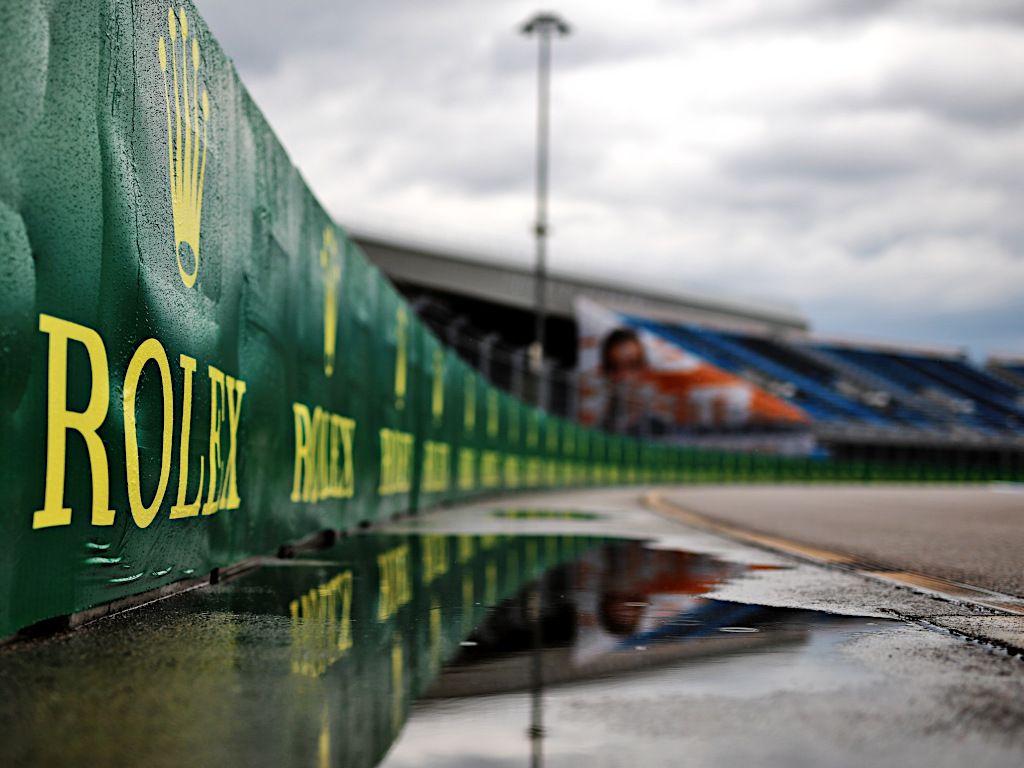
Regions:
[[394, 307, 408, 409], [431, 349, 445, 423], [158, 7, 209, 289], [320, 227, 341, 376]]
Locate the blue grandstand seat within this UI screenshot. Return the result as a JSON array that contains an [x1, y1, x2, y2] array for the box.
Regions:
[[628, 318, 892, 427], [818, 347, 1024, 434]]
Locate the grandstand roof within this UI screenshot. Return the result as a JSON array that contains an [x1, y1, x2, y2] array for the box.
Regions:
[[351, 228, 810, 334]]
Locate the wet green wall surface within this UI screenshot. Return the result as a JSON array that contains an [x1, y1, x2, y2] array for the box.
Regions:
[[0, 1, 1015, 639]]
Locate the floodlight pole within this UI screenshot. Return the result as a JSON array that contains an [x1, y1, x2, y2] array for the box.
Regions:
[[521, 12, 570, 376]]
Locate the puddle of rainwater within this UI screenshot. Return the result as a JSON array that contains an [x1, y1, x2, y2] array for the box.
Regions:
[[379, 540, 889, 767], [0, 528, 893, 768]]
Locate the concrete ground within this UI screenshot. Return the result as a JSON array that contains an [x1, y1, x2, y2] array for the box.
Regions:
[[663, 485, 1024, 597]]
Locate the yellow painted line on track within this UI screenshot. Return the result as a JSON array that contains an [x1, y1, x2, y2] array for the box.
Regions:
[[642, 491, 1024, 618], [641, 491, 858, 565]]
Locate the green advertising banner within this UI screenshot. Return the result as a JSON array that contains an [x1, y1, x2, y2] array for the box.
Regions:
[[1, 0, 1019, 640], [0, 0, 624, 638]]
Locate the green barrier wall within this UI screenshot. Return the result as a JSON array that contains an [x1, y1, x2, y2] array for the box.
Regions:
[[1, 1, 1020, 639]]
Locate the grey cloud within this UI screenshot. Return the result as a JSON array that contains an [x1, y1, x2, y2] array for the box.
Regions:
[[723, 128, 929, 184], [879, 66, 1024, 127], [750, 0, 907, 26], [661, 0, 908, 34], [383, 132, 534, 196], [670, 0, 1024, 32], [198, 0, 513, 79], [904, 0, 1024, 27], [809, 294, 1024, 358]]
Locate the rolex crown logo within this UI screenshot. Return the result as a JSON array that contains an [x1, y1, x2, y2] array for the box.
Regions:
[[159, 7, 209, 289], [320, 227, 341, 377]]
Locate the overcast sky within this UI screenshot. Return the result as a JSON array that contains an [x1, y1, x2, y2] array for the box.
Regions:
[[196, 0, 1024, 358]]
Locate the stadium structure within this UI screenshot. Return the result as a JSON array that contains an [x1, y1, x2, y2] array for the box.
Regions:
[[354, 229, 1024, 474]]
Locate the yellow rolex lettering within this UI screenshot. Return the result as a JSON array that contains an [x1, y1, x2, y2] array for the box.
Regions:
[[378, 428, 414, 496], [457, 447, 476, 491], [503, 454, 521, 489], [203, 366, 225, 515], [485, 561, 498, 606], [289, 570, 354, 678], [338, 416, 356, 497], [431, 349, 444, 424], [291, 403, 312, 502], [486, 391, 498, 439], [462, 573, 474, 630], [458, 535, 475, 564], [526, 457, 542, 488], [422, 440, 450, 493], [481, 450, 501, 489], [291, 402, 356, 503], [328, 414, 347, 495], [429, 597, 442, 669], [377, 545, 411, 621], [35, 314, 114, 529], [545, 458, 558, 486], [506, 550, 519, 588], [463, 374, 476, 431], [421, 535, 449, 584], [315, 407, 330, 495], [170, 354, 205, 518], [328, 414, 342, 492], [35, 314, 245, 531], [337, 571, 353, 653], [222, 375, 246, 510], [123, 338, 174, 529], [391, 635, 404, 734], [378, 429, 391, 495]]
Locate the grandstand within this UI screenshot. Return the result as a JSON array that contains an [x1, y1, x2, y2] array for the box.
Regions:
[[989, 354, 1024, 390], [355, 230, 1024, 474]]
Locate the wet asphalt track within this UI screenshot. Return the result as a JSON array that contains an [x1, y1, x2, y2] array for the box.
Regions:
[[664, 485, 1024, 597]]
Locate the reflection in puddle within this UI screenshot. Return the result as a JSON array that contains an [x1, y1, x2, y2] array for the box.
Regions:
[[414, 543, 839, 702], [491, 509, 602, 521], [382, 543, 889, 768], [0, 532, 877, 768]]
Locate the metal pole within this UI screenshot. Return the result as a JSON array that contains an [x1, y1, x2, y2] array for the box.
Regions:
[[527, 586, 545, 768], [531, 29, 551, 374], [521, 13, 569, 376]]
